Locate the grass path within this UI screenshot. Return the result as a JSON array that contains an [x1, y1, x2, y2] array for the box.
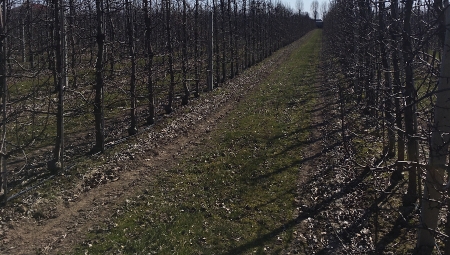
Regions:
[[75, 30, 322, 254]]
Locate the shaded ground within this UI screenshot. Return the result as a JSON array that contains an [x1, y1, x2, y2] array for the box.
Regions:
[[285, 74, 375, 253], [285, 47, 416, 254]]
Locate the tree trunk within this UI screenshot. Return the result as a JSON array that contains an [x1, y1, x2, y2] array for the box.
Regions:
[[165, 0, 174, 114], [214, 0, 220, 85], [193, 0, 200, 97], [48, 0, 58, 93], [251, 1, 255, 66], [233, 0, 239, 76], [93, 0, 105, 153], [0, 0, 7, 202], [243, 0, 248, 69], [402, 0, 419, 205], [26, 0, 33, 68], [417, 3, 450, 253], [378, 0, 395, 158], [68, 0, 77, 87], [228, 0, 234, 79], [127, 0, 137, 135], [220, 0, 226, 83], [389, 0, 404, 180], [181, 0, 189, 105], [52, 0, 66, 172], [144, 0, 155, 125], [21, 19, 25, 64], [207, 10, 214, 92], [106, 0, 115, 78]]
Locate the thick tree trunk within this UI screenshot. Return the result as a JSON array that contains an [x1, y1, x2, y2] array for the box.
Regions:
[[417, 4, 450, 254], [93, 0, 105, 153]]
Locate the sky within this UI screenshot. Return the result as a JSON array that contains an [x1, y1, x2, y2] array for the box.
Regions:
[[281, 0, 327, 19]]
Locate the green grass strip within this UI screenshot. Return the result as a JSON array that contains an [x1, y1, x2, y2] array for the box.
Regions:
[[75, 30, 322, 255]]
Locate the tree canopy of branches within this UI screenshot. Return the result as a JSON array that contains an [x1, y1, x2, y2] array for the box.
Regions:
[[323, 0, 450, 252], [0, 0, 315, 202]]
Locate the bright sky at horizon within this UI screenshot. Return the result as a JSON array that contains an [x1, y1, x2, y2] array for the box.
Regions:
[[281, 0, 327, 19]]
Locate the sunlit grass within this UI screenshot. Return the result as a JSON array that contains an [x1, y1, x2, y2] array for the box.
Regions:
[[74, 30, 323, 254]]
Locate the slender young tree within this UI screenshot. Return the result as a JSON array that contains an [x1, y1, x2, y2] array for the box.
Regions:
[[144, 0, 155, 124], [243, 0, 248, 69], [232, 0, 238, 76], [105, 0, 116, 78], [0, 0, 6, 202], [48, 0, 58, 93], [378, 0, 395, 158], [389, 0, 405, 180], [213, 0, 220, 84], [26, 0, 33, 68], [402, 0, 419, 205], [193, 0, 200, 97], [220, 0, 226, 83], [93, 0, 105, 153], [250, 0, 255, 66], [181, 0, 190, 105], [68, 0, 77, 87], [227, 0, 234, 79], [126, 0, 138, 135], [165, 0, 175, 114], [51, 0, 66, 171], [207, 6, 214, 91]]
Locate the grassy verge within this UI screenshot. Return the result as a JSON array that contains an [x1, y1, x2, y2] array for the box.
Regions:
[[74, 30, 322, 254]]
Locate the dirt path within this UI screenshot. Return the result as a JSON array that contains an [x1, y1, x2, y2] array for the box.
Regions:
[[0, 32, 318, 255]]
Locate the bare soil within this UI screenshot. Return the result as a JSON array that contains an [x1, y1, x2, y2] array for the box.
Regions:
[[0, 32, 319, 255]]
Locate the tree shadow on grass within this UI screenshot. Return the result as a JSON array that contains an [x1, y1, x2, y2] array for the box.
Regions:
[[314, 169, 412, 254], [225, 166, 371, 255], [305, 101, 338, 114], [249, 139, 341, 184]]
